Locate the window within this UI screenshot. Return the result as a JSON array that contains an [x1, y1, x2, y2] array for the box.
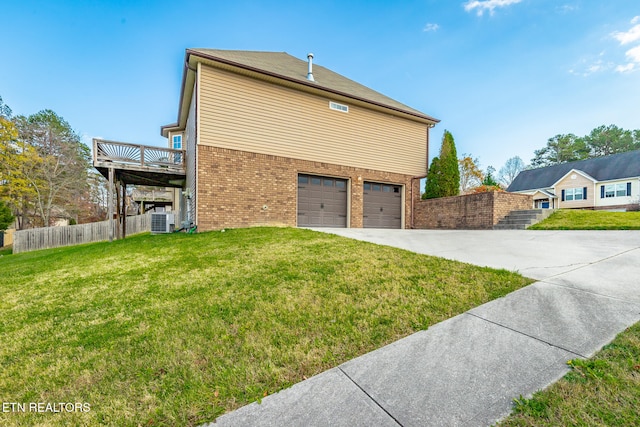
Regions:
[[564, 187, 585, 201], [298, 175, 308, 184], [329, 101, 349, 113], [172, 135, 182, 150], [604, 185, 615, 198], [602, 183, 630, 198]]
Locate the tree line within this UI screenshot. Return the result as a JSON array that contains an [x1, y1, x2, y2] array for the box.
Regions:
[[0, 96, 106, 230], [531, 125, 640, 167], [424, 124, 639, 198]]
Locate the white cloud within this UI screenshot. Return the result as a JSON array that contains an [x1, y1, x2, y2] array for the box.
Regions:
[[616, 63, 636, 73], [463, 0, 522, 16], [625, 45, 640, 63], [610, 17, 640, 73], [557, 4, 578, 13], [423, 23, 440, 32], [612, 23, 640, 45], [569, 55, 617, 77], [586, 61, 605, 74]]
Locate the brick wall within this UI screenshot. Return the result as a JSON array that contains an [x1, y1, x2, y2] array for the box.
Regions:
[[414, 192, 533, 229], [196, 145, 421, 231]]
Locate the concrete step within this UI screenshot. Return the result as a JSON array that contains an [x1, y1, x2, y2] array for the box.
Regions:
[[493, 223, 527, 230], [506, 212, 545, 218], [498, 218, 537, 225], [494, 209, 554, 230]]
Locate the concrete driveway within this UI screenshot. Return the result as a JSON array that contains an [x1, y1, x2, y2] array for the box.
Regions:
[[208, 229, 640, 427]]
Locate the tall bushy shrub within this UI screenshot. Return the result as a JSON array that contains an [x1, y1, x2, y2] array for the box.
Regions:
[[423, 157, 441, 199], [424, 130, 460, 199], [439, 130, 460, 197]]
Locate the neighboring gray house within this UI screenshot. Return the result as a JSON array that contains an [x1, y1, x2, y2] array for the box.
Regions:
[[508, 150, 640, 210]]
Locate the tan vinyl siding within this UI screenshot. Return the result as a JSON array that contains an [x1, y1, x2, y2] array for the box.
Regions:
[[198, 65, 428, 176], [556, 172, 595, 209]]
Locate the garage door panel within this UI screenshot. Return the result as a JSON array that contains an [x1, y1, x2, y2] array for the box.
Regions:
[[363, 182, 402, 229], [298, 174, 348, 228]]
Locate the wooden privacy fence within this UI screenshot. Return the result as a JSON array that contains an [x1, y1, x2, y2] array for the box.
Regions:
[[13, 214, 152, 254]]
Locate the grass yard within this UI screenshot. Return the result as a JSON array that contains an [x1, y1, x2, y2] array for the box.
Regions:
[[529, 209, 640, 230], [499, 322, 640, 426], [0, 227, 532, 426]]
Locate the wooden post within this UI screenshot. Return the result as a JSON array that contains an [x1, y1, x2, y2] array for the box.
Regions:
[[108, 168, 114, 242], [115, 180, 121, 240], [122, 182, 127, 239]]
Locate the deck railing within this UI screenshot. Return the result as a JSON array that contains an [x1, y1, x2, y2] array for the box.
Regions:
[[93, 138, 185, 171], [131, 188, 174, 202]]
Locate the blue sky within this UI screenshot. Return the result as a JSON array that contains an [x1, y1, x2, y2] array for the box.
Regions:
[[2, 0, 639, 172]]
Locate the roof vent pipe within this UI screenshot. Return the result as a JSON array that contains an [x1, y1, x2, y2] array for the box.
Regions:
[[306, 53, 315, 82]]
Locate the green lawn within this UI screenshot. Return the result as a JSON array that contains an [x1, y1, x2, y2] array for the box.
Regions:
[[0, 227, 531, 426], [529, 209, 640, 230], [500, 322, 640, 426]]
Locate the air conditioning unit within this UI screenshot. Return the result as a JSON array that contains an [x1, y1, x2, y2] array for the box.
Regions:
[[151, 212, 175, 234]]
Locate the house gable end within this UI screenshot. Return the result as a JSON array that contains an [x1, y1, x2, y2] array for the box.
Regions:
[[552, 169, 596, 188], [162, 48, 439, 136]]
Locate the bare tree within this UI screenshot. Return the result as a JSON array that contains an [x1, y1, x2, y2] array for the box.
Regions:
[[13, 110, 90, 227], [499, 156, 525, 188]]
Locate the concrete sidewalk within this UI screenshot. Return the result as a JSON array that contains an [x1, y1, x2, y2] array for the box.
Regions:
[[208, 230, 640, 427]]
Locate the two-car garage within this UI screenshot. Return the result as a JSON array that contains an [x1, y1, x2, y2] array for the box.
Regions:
[[297, 174, 402, 228]]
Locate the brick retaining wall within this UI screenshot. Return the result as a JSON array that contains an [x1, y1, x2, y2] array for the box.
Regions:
[[414, 192, 533, 229]]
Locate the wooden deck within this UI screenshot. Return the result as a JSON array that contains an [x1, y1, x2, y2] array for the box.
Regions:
[[92, 138, 186, 241], [93, 138, 186, 187]]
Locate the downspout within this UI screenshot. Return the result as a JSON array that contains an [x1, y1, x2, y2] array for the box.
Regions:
[[194, 62, 200, 229], [184, 56, 198, 230], [185, 59, 197, 73]]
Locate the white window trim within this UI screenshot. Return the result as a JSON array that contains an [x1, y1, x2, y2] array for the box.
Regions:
[[564, 187, 585, 202], [172, 135, 183, 150], [603, 183, 628, 198], [565, 187, 583, 201]]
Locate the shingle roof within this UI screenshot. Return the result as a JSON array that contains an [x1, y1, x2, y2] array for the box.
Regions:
[[188, 48, 438, 122], [507, 150, 640, 192]]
